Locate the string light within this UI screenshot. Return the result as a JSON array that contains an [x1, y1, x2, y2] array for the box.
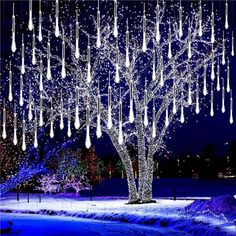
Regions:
[[211, 43, 215, 81], [75, 9, 80, 59], [38, 0, 42, 42], [129, 79, 134, 123], [198, 0, 203, 37], [74, 87, 80, 130], [179, 0, 183, 38], [188, 75, 192, 105], [180, 92, 185, 123], [8, 62, 13, 102], [152, 48, 156, 81], [22, 112, 26, 151], [34, 109, 38, 148], [28, 0, 33, 31], [1, 0, 234, 204], [115, 39, 120, 83], [85, 97, 91, 149], [60, 90, 64, 130], [165, 98, 169, 127], [229, 90, 234, 124], [39, 92, 44, 127], [47, 33, 52, 80], [13, 103, 18, 145], [210, 82, 214, 117], [107, 73, 113, 129], [61, 29, 66, 79], [39, 55, 43, 92], [125, 20, 130, 68], [32, 25, 36, 65], [168, 22, 172, 59], [222, 31, 226, 65], [225, 0, 229, 29], [96, 0, 101, 48], [226, 58, 230, 93], [67, 106, 71, 137], [203, 63, 207, 96], [55, 0, 60, 37], [114, 0, 118, 38], [28, 82, 33, 121], [50, 98, 54, 138], [156, 1, 160, 42], [216, 58, 220, 91], [211, 3, 215, 43], [96, 80, 102, 138], [87, 36, 92, 83], [196, 78, 200, 114], [188, 21, 192, 59], [19, 74, 24, 106], [221, 78, 226, 113], [21, 34, 25, 74], [231, 31, 234, 56], [2, 99, 7, 140], [142, 3, 147, 52], [11, 3, 16, 52]]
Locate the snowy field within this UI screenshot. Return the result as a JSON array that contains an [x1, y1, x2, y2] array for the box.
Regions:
[[1, 194, 236, 236]]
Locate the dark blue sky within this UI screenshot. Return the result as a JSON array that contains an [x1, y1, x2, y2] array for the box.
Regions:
[[0, 0, 236, 158]]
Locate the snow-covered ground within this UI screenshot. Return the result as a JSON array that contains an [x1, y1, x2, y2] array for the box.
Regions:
[[1, 213, 194, 236], [1, 194, 236, 236]]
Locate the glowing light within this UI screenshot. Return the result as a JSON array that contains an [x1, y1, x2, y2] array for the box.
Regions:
[[8, 62, 13, 102], [38, 0, 42, 42], [142, 3, 147, 52], [28, 0, 33, 31], [96, 0, 101, 48], [179, 1, 183, 38], [225, 0, 229, 29], [125, 20, 130, 68], [11, 3, 16, 52], [55, 0, 60, 37], [129, 80, 134, 123]]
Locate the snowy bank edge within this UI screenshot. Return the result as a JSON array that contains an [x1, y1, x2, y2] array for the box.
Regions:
[[0, 208, 233, 236]]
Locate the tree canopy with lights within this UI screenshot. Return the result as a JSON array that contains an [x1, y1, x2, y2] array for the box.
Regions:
[[0, 0, 234, 203]]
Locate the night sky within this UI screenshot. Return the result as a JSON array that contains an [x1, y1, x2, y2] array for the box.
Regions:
[[1, 0, 236, 158]]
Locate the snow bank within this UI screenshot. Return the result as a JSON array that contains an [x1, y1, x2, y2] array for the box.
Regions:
[[1, 194, 236, 236], [186, 195, 236, 218], [1, 208, 232, 236]]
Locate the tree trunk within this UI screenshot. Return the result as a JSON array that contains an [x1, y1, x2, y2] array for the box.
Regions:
[[121, 155, 139, 203], [142, 170, 153, 202], [107, 129, 139, 203], [138, 135, 148, 201], [139, 153, 154, 203], [136, 111, 148, 202], [126, 175, 138, 202]]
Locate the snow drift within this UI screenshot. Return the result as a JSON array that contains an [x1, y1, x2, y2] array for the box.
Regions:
[[1, 194, 236, 236], [186, 195, 236, 218]]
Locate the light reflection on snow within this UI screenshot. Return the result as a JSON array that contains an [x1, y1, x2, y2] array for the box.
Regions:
[[1, 194, 236, 236]]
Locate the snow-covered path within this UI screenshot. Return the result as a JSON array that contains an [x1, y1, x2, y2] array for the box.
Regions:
[[0, 194, 191, 215], [1, 213, 192, 236]]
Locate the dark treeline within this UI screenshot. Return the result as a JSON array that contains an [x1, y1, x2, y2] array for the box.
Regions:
[[155, 142, 236, 179]]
